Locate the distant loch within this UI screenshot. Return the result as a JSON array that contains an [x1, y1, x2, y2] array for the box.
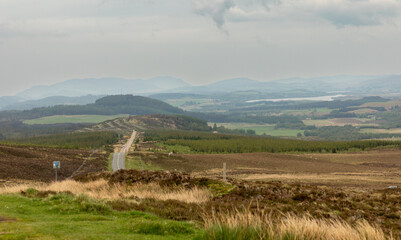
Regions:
[[246, 94, 346, 103]]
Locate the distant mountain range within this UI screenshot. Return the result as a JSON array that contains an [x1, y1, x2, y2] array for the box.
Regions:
[[1, 74, 401, 111], [16, 76, 190, 99], [172, 75, 389, 94]]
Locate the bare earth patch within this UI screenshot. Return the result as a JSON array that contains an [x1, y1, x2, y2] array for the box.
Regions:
[[0, 216, 15, 222]]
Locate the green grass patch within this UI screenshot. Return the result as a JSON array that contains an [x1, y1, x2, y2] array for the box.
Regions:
[[207, 182, 235, 197], [210, 123, 303, 137], [126, 155, 161, 171], [24, 114, 129, 125], [0, 193, 199, 239], [194, 225, 265, 240], [108, 153, 114, 171], [155, 143, 195, 154]]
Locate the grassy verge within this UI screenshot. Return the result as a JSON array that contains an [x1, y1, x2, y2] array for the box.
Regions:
[[0, 193, 198, 240], [108, 153, 113, 171], [154, 143, 195, 154], [126, 155, 161, 171]]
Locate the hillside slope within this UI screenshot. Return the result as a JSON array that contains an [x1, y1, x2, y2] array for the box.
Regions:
[[0, 95, 184, 121], [81, 114, 210, 133], [1, 95, 103, 111]]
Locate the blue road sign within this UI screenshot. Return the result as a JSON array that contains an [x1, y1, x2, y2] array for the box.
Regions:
[[53, 161, 60, 169]]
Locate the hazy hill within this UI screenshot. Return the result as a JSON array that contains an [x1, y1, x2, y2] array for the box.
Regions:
[[207, 78, 264, 91], [6, 75, 401, 105], [149, 93, 209, 100], [16, 76, 190, 99], [0, 96, 22, 109], [359, 75, 401, 93], [164, 75, 392, 95], [0, 95, 184, 121], [1, 95, 103, 111]]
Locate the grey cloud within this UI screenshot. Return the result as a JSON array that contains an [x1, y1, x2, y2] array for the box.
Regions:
[[259, 0, 281, 10], [315, 0, 400, 27], [192, 0, 234, 30], [204, 0, 401, 27]]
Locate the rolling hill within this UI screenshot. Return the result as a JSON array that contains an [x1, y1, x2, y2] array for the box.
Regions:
[[0, 95, 103, 111], [0, 95, 185, 121]]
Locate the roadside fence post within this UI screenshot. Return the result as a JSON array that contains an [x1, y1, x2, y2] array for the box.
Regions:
[[223, 162, 226, 182]]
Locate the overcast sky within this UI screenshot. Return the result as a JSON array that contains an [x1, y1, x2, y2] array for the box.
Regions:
[[1, 0, 401, 96]]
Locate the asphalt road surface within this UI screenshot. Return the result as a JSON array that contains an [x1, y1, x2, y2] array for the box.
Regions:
[[112, 152, 126, 171], [112, 130, 136, 171]]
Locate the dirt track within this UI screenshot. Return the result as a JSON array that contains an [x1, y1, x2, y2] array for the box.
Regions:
[[0, 144, 108, 182]]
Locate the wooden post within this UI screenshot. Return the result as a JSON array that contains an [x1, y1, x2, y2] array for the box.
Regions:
[[223, 162, 226, 182]]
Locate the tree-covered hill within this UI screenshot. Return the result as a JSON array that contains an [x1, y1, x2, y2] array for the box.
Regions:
[[0, 95, 184, 121]]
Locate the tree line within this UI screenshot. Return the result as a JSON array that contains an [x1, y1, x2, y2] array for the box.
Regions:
[[144, 129, 401, 154]]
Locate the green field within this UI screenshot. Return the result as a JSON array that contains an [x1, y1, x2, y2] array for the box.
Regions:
[[0, 194, 198, 239], [281, 108, 334, 114], [165, 98, 212, 107], [360, 128, 401, 134], [303, 118, 373, 127], [24, 114, 129, 125], [210, 123, 303, 137]]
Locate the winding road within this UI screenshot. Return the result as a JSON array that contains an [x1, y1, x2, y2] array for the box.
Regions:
[[112, 130, 136, 171]]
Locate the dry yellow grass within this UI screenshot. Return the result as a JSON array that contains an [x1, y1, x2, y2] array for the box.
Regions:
[[203, 208, 393, 240], [0, 179, 212, 204]]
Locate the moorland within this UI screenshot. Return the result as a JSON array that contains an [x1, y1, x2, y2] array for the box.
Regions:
[[1, 82, 401, 239]]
